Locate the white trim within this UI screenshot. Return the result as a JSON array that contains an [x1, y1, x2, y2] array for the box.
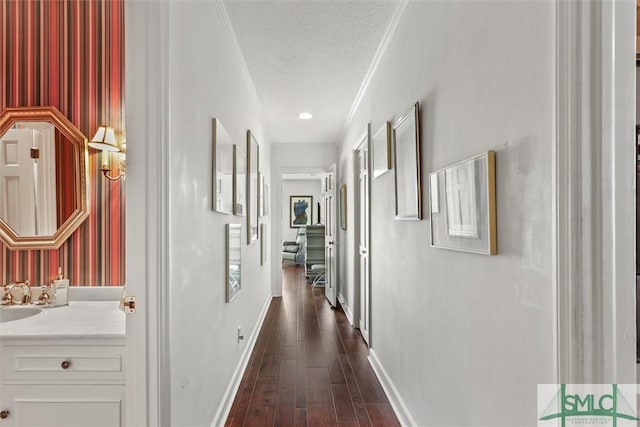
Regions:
[[344, 0, 409, 127], [601, 0, 636, 382], [554, 0, 576, 384], [211, 295, 272, 427], [368, 349, 416, 427], [125, 1, 171, 425], [338, 293, 354, 327], [554, 0, 636, 383]]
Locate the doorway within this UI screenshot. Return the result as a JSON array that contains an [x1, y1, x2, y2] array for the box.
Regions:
[[275, 168, 329, 297]]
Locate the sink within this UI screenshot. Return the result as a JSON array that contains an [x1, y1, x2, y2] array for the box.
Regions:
[[0, 306, 42, 323]]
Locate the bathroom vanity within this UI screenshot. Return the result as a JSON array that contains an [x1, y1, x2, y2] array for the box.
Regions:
[[0, 301, 125, 426], [0, 105, 127, 426]]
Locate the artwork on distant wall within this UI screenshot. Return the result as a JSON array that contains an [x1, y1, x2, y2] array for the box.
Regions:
[[339, 184, 347, 230], [393, 102, 421, 220], [290, 195, 312, 228], [212, 118, 233, 215], [429, 151, 497, 255], [372, 121, 392, 178], [247, 130, 260, 244], [225, 223, 242, 302]]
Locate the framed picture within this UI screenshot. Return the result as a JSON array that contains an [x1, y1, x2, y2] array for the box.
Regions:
[[290, 195, 312, 228], [212, 118, 233, 214], [260, 223, 267, 266], [429, 151, 497, 255], [233, 144, 246, 216], [225, 223, 242, 302], [393, 102, 421, 220], [372, 121, 392, 178], [246, 130, 260, 244], [339, 184, 347, 230]]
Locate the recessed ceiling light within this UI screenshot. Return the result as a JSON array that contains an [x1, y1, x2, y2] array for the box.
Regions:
[[298, 112, 313, 120]]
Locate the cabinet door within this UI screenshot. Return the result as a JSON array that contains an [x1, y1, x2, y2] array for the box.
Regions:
[[1, 385, 124, 426]]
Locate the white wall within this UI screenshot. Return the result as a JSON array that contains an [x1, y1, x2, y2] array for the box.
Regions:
[[281, 179, 322, 241], [337, 1, 556, 425], [269, 143, 337, 296], [167, 3, 271, 426]]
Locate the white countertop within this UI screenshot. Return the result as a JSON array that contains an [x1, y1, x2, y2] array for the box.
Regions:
[[0, 301, 125, 339]]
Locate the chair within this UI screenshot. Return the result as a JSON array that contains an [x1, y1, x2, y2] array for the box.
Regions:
[[282, 227, 306, 265]]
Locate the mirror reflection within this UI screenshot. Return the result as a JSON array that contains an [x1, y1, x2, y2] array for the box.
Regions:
[[0, 107, 88, 250], [393, 102, 421, 220], [226, 223, 242, 302], [1, 122, 55, 235], [233, 145, 246, 216], [212, 118, 233, 214]]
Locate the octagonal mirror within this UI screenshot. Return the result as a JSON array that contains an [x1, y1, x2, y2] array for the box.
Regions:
[[0, 106, 89, 250]]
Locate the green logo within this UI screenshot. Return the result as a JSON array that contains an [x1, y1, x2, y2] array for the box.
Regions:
[[539, 384, 638, 426]]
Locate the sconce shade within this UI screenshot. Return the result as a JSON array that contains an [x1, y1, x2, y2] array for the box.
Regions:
[[89, 126, 119, 151]]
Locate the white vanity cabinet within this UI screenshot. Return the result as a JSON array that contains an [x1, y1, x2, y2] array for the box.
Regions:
[[0, 300, 126, 427], [0, 338, 126, 426]]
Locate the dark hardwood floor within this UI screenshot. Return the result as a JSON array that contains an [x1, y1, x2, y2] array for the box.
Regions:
[[225, 266, 400, 427]]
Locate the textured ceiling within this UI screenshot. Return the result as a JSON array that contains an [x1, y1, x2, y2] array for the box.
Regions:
[[223, 0, 399, 144]]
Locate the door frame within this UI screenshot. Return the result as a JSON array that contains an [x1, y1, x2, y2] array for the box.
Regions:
[[352, 125, 371, 346], [555, 0, 635, 383], [125, 1, 170, 425]]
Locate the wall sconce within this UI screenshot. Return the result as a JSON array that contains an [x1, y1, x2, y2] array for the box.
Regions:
[[89, 126, 126, 181]]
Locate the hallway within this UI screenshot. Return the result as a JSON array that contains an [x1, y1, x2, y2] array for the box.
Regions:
[[225, 266, 400, 426]]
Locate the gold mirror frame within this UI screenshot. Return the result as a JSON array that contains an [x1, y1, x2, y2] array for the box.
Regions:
[[0, 106, 89, 250]]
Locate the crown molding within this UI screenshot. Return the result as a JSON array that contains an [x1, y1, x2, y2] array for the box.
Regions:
[[343, 0, 409, 128], [215, 1, 266, 127]]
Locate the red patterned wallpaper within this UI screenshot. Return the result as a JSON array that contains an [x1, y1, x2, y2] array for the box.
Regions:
[[0, 0, 125, 286]]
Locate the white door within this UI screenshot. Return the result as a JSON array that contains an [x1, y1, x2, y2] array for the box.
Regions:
[[0, 129, 37, 235], [357, 140, 370, 344], [0, 127, 56, 236], [324, 164, 337, 307]]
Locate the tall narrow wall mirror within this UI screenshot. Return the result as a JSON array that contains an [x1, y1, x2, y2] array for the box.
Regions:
[[372, 121, 392, 178], [226, 223, 242, 302], [247, 130, 259, 244], [233, 144, 246, 217], [0, 106, 89, 249], [393, 102, 421, 220], [212, 118, 233, 214]]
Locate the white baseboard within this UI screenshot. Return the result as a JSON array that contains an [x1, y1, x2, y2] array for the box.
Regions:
[[211, 294, 272, 427], [368, 349, 417, 427], [338, 293, 354, 326]]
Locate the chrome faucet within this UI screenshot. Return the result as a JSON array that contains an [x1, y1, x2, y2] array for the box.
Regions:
[[1, 280, 32, 305]]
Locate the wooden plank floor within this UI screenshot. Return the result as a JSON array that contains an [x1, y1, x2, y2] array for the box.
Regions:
[[225, 266, 400, 427]]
